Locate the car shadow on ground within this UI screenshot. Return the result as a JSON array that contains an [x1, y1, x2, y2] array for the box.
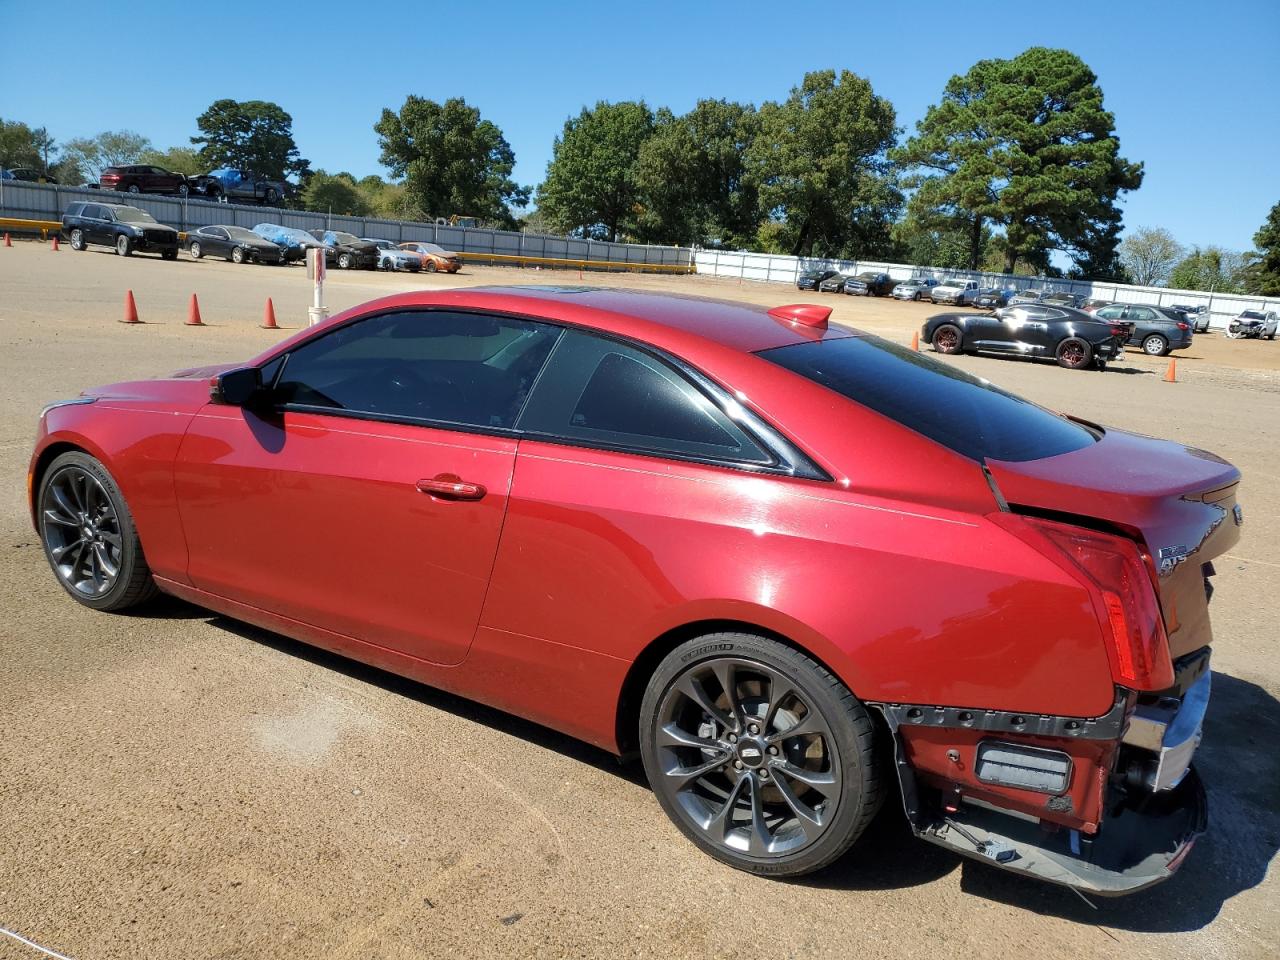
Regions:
[[197, 607, 1277, 922]]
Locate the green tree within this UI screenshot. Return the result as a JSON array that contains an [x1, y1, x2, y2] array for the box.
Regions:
[[301, 170, 371, 217], [62, 130, 151, 180], [191, 100, 308, 181], [536, 101, 655, 241], [633, 100, 760, 247], [894, 212, 985, 269], [1168, 247, 1246, 293], [894, 48, 1143, 273], [0, 117, 42, 168], [746, 69, 900, 258], [138, 146, 204, 176], [375, 96, 527, 229], [1239, 202, 1280, 296], [1117, 226, 1183, 287]]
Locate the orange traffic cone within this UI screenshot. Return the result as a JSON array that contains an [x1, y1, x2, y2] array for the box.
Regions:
[[186, 293, 204, 327], [911, 331, 920, 352], [121, 290, 141, 324], [3, 233, 10, 247], [261, 297, 278, 329], [50, 235, 59, 251], [1163, 358, 1177, 383]]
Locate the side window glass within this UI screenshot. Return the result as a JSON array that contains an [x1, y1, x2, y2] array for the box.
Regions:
[[1130, 307, 1156, 321], [275, 310, 560, 429], [518, 330, 772, 465]]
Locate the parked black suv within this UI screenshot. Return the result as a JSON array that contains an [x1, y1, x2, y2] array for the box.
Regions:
[[100, 165, 190, 197], [61, 202, 180, 259], [308, 229, 379, 269], [1094, 303, 1193, 356]]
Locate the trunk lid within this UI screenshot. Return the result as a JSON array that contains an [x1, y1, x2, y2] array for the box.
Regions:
[[986, 426, 1242, 659]]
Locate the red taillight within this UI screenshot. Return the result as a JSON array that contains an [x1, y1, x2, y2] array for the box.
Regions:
[[1109, 325, 1126, 337], [995, 515, 1174, 691], [1177, 322, 1190, 330], [101, 173, 119, 182]]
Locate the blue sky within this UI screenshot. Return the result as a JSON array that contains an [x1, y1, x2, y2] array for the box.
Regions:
[[2, 0, 1277, 252]]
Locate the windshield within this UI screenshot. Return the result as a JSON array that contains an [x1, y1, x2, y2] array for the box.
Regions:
[[114, 207, 156, 224], [1240, 311, 1265, 320], [416, 242, 444, 254], [760, 335, 1097, 462], [332, 232, 360, 245], [226, 227, 261, 242]]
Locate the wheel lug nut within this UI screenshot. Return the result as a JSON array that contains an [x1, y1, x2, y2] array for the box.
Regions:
[[727, 733, 737, 743], [748, 724, 760, 735], [760, 770, 769, 780], [733, 760, 743, 770], [767, 746, 779, 755]]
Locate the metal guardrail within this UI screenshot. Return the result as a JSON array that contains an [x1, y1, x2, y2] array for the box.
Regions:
[[0, 180, 695, 269]]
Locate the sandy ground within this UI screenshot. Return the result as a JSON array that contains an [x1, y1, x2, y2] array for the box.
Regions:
[[0, 241, 1277, 960]]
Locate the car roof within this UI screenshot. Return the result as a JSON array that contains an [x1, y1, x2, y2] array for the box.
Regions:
[[254, 286, 861, 360]]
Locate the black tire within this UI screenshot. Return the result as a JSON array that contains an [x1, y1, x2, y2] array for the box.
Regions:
[[231, 246, 246, 264], [115, 234, 132, 257], [1056, 336, 1093, 369], [1095, 358, 1108, 372], [639, 633, 883, 877], [37, 451, 158, 612], [1142, 334, 1169, 356], [189, 240, 203, 259], [338, 252, 353, 269], [69, 228, 86, 251], [931, 322, 962, 354], [425, 260, 438, 273], [161, 249, 177, 261], [127, 184, 140, 194], [263, 188, 279, 205], [177, 182, 190, 198]]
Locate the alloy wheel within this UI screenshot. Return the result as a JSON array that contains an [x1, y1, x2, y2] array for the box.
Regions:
[[39, 466, 124, 599], [652, 656, 841, 858]]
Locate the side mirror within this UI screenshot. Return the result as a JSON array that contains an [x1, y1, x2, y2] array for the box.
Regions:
[[211, 367, 264, 406]]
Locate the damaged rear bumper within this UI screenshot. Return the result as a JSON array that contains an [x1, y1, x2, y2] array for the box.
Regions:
[[920, 767, 1207, 895]]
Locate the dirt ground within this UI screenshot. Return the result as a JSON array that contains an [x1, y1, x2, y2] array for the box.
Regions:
[[0, 241, 1277, 960]]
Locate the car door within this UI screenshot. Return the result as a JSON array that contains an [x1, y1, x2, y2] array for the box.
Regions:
[[1125, 306, 1159, 344], [91, 205, 115, 244], [208, 227, 231, 256], [480, 329, 782, 662], [173, 308, 562, 666]]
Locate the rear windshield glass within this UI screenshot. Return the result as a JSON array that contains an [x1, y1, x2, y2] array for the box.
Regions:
[[760, 336, 1097, 462]]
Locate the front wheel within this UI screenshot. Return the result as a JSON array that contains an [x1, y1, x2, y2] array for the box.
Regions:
[[931, 323, 962, 354], [338, 252, 353, 269], [231, 246, 246, 264], [37, 451, 158, 611], [1226, 326, 1242, 339], [189, 241, 203, 259], [639, 634, 883, 877], [1056, 336, 1093, 369], [115, 234, 132, 257], [177, 183, 190, 198], [425, 260, 438, 273]]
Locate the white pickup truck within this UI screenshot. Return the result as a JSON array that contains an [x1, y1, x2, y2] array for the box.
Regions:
[[930, 278, 980, 306]]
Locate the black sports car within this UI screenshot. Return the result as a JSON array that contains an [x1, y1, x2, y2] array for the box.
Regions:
[[922, 304, 1130, 371], [796, 269, 841, 291], [186, 225, 293, 264]]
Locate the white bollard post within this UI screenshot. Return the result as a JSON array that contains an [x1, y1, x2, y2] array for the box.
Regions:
[[306, 247, 330, 326]]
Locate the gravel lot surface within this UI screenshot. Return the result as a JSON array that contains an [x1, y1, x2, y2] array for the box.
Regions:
[[1, 242, 1276, 960]]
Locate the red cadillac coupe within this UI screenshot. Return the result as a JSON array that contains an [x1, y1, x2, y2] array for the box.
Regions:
[[29, 287, 1241, 894]]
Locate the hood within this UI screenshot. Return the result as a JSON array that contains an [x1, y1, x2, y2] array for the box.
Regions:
[[170, 362, 242, 379]]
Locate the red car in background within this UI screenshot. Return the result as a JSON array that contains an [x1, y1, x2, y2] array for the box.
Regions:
[[28, 288, 1241, 895]]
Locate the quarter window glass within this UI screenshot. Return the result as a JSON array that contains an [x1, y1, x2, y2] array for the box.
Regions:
[[518, 331, 771, 464], [1096, 306, 1124, 320], [275, 310, 561, 429]]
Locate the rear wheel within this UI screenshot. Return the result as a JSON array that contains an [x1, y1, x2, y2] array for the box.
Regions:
[[69, 229, 85, 251], [37, 451, 158, 612], [127, 184, 140, 194], [264, 187, 279, 205], [1142, 334, 1169, 356], [639, 633, 883, 877], [931, 323, 962, 354], [1056, 337, 1093, 369], [115, 234, 132, 257]]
